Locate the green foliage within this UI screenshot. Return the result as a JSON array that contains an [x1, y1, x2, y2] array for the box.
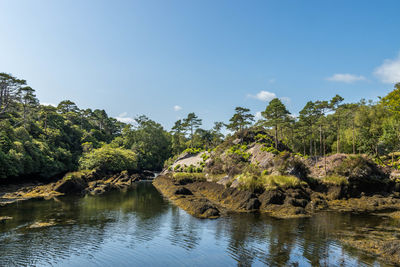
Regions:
[[261, 145, 280, 155], [79, 145, 138, 173], [183, 147, 203, 155], [122, 115, 172, 171], [201, 152, 210, 161], [227, 106, 254, 132], [227, 144, 251, 161], [174, 164, 181, 171]]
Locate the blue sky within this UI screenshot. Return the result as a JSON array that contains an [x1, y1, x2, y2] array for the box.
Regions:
[[1, 0, 400, 129]]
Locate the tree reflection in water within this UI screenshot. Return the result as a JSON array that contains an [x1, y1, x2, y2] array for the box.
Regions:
[[0, 182, 394, 267]]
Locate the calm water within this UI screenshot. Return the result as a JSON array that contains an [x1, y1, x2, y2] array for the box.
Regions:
[[0, 181, 394, 267]]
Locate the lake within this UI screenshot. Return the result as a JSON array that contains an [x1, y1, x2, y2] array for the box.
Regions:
[[0, 181, 394, 266]]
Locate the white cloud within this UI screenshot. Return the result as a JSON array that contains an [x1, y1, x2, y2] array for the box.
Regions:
[[255, 111, 263, 120], [116, 112, 135, 124], [248, 90, 276, 102], [280, 97, 291, 104], [41, 102, 56, 107], [173, 105, 182, 111], [374, 53, 400, 83], [326, 73, 366, 83]]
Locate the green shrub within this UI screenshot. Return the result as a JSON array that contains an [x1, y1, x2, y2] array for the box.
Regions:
[[201, 153, 210, 161], [78, 145, 138, 173], [183, 147, 204, 155], [261, 145, 280, 155], [227, 144, 251, 161], [174, 164, 181, 171], [236, 172, 264, 191]]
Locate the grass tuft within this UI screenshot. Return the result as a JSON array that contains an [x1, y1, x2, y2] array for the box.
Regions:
[[321, 175, 348, 185]]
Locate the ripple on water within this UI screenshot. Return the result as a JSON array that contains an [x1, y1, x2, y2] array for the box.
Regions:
[[0, 182, 396, 267]]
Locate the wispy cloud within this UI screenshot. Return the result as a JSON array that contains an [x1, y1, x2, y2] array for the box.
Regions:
[[116, 112, 135, 124], [255, 111, 263, 120], [280, 96, 291, 104], [326, 73, 366, 83], [41, 102, 56, 107], [247, 90, 276, 102], [374, 53, 400, 83], [173, 105, 182, 111]]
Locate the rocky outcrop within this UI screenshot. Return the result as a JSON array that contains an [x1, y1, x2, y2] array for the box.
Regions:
[[153, 174, 400, 219], [0, 171, 143, 206], [153, 175, 221, 219]]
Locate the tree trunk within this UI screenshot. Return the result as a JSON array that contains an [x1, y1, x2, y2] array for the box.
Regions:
[[274, 125, 278, 149], [336, 117, 340, 153], [352, 120, 356, 154], [319, 125, 322, 156]]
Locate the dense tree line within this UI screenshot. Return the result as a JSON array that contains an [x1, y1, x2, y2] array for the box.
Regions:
[[225, 84, 400, 161], [2, 72, 400, 181], [0, 73, 173, 180]]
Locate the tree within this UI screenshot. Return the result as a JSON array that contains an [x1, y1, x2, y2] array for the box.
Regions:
[[262, 98, 290, 149], [0, 73, 26, 118], [57, 100, 79, 114], [183, 112, 202, 147], [227, 107, 254, 133], [330, 94, 344, 153], [381, 83, 400, 116], [211, 121, 225, 147], [171, 119, 187, 154], [18, 86, 39, 128], [124, 115, 172, 170]]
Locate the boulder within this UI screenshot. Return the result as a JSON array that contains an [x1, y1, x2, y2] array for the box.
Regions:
[[174, 187, 193, 195], [54, 178, 86, 194], [246, 198, 261, 210]]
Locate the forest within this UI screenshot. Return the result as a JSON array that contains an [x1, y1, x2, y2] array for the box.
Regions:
[[1, 72, 400, 182]]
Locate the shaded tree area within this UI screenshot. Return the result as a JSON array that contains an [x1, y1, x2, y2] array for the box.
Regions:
[[0, 73, 173, 181]]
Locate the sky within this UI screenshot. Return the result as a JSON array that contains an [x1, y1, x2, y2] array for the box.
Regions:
[[1, 0, 400, 130]]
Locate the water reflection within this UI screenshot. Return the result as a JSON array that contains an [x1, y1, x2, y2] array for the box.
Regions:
[[0, 181, 394, 266]]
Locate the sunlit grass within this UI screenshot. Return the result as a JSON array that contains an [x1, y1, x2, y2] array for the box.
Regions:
[[321, 175, 348, 185], [237, 173, 305, 191]]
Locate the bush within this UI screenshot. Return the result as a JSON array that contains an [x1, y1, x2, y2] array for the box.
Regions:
[[261, 145, 280, 155], [227, 144, 251, 161], [183, 147, 204, 155], [237, 172, 264, 191], [174, 164, 181, 171], [78, 145, 138, 173]]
